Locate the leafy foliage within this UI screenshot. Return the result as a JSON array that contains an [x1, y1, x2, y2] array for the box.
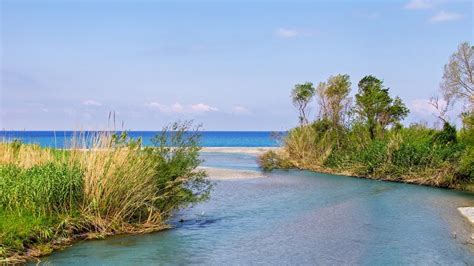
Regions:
[[292, 82, 316, 125], [355, 75, 409, 139]]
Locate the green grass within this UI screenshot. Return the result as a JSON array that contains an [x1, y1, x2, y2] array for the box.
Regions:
[[0, 163, 84, 215], [0, 122, 212, 262], [0, 210, 55, 256]]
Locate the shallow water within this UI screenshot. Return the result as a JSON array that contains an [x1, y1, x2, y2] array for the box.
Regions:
[[41, 153, 474, 265]]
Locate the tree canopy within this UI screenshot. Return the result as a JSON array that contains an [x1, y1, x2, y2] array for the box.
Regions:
[[441, 42, 474, 107], [292, 82, 315, 125], [355, 75, 408, 139]]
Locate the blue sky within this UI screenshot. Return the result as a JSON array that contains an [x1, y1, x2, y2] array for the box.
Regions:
[[1, 0, 472, 130]]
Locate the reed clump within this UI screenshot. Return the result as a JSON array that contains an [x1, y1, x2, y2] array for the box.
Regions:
[[0, 122, 211, 263]]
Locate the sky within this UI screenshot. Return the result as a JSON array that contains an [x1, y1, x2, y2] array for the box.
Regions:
[[1, 0, 473, 131]]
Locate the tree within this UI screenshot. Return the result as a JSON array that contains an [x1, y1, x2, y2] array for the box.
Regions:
[[316, 74, 352, 146], [292, 82, 315, 125], [316, 74, 351, 126], [355, 75, 409, 139], [441, 42, 474, 107]]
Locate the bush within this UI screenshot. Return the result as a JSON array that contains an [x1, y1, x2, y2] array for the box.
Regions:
[[432, 122, 457, 145], [145, 122, 212, 215], [258, 150, 293, 171], [458, 146, 474, 181]]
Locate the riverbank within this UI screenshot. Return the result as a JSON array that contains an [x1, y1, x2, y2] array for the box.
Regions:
[[207, 146, 474, 191], [0, 159, 265, 263], [458, 207, 474, 224], [0, 126, 212, 263], [260, 147, 474, 192], [259, 120, 474, 193], [200, 166, 265, 180]]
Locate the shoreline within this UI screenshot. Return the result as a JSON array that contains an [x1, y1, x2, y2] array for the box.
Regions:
[[458, 207, 474, 224], [2, 166, 265, 263], [201, 147, 279, 155], [287, 163, 474, 192]]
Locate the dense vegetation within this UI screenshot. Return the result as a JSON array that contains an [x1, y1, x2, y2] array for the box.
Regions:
[[259, 42, 474, 191], [0, 122, 211, 263]]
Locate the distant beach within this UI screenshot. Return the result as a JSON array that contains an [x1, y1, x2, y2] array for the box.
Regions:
[[201, 146, 279, 155]]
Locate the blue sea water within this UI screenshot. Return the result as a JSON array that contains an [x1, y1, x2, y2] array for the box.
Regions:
[[0, 131, 283, 148]]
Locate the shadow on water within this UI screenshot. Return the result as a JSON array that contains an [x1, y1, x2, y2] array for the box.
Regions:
[[174, 217, 224, 229]]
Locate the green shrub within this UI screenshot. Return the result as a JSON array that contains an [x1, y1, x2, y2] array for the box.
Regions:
[[432, 122, 457, 145], [458, 146, 474, 181], [257, 151, 280, 171], [258, 150, 292, 171], [145, 122, 212, 215]]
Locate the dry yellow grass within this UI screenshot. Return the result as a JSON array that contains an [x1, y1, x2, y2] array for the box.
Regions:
[[0, 142, 54, 168], [67, 134, 165, 233]]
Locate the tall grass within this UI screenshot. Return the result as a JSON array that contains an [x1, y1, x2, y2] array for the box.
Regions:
[[0, 122, 211, 262]]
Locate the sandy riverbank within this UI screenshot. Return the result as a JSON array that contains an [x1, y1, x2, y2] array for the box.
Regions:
[[199, 166, 265, 180], [201, 147, 279, 155], [458, 207, 474, 224]]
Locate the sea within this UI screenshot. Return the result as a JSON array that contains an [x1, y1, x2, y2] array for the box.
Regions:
[[0, 131, 284, 148]]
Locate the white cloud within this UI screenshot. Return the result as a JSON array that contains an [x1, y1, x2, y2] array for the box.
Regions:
[[145, 102, 217, 114], [145, 102, 185, 113], [275, 28, 299, 38], [232, 106, 251, 115], [404, 0, 434, 10], [82, 100, 102, 106], [430, 10, 463, 23], [190, 103, 218, 113], [171, 103, 185, 113]]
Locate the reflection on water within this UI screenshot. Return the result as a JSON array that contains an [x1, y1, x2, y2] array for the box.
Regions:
[[41, 153, 474, 265]]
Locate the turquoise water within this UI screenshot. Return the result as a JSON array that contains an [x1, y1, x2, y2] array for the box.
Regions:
[[0, 131, 282, 147], [41, 152, 474, 265]]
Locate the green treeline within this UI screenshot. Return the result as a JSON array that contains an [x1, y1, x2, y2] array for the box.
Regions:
[[259, 42, 474, 191], [0, 122, 212, 263]]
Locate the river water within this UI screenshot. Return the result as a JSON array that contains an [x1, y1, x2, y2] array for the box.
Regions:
[[41, 152, 474, 265]]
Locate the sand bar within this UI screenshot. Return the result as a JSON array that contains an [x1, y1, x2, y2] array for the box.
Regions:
[[458, 207, 474, 224], [199, 166, 265, 180], [201, 147, 280, 155]]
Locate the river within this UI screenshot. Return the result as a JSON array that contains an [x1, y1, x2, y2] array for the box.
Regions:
[[41, 152, 474, 265]]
